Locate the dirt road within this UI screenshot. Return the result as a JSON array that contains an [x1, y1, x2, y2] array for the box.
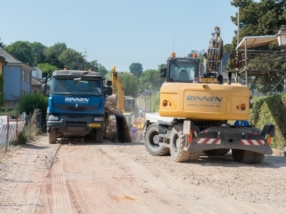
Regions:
[[1, 134, 286, 214]]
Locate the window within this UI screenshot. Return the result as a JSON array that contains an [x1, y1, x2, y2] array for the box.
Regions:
[[27, 72, 30, 84], [22, 70, 25, 82]]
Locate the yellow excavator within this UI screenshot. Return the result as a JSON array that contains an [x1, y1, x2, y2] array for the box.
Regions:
[[105, 66, 136, 142], [143, 26, 275, 164]]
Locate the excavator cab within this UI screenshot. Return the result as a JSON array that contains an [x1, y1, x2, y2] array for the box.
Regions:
[[164, 56, 200, 83]]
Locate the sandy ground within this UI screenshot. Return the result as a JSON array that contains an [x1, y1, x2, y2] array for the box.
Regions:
[[0, 134, 286, 214]]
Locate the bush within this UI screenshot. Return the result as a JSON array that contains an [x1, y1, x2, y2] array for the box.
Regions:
[[17, 131, 28, 144], [17, 93, 48, 119], [250, 94, 286, 150]]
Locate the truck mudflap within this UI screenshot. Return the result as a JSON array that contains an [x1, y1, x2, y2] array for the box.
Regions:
[[184, 124, 275, 155]]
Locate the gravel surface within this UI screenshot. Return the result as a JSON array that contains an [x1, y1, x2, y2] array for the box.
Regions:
[[0, 134, 286, 214]]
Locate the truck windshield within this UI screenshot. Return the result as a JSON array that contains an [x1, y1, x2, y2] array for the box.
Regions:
[[52, 78, 102, 95], [168, 61, 198, 83]]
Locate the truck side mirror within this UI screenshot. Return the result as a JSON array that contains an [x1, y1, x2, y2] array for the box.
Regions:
[[160, 68, 167, 78], [107, 80, 112, 86], [41, 84, 47, 95]]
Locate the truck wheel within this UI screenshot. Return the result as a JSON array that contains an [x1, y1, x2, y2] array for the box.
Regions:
[[95, 129, 104, 143], [204, 149, 230, 156], [170, 124, 190, 162], [144, 124, 170, 156], [232, 149, 264, 164], [49, 129, 57, 144], [250, 152, 265, 164]]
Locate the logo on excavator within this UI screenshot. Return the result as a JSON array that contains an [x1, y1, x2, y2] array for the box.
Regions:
[[65, 97, 89, 103], [186, 95, 222, 102]]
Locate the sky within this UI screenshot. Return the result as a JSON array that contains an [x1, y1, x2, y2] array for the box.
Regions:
[[1, 0, 238, 71]]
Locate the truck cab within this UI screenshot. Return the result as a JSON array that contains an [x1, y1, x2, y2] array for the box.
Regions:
[[42, 70, 112, 144]]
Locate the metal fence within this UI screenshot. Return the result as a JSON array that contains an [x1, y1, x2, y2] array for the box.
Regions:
[[0, 115, 25, 152]]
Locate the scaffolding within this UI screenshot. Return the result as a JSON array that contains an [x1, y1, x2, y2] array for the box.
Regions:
[[230, 35, 286, 94]]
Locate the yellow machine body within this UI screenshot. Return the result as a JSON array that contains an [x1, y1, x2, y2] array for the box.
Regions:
[[159, 82, 251, 121]]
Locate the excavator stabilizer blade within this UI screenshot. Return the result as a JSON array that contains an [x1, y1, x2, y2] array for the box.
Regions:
[[105, 103, 132, 143]]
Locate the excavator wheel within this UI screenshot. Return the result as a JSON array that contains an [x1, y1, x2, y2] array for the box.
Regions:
[[144, 124, 170, 156], [170, 124, 192, 162], [232, 149, 264, 164]]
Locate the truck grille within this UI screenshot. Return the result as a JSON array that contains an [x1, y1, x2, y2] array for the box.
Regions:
[[66, 121, 87, 127], [68, 107, 85, 111]]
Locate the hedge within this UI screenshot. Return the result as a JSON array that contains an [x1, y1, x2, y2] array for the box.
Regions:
[[250, 94, 286, 150]]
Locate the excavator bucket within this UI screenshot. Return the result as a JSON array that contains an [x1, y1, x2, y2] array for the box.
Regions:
[[105, 102, 132, 143]]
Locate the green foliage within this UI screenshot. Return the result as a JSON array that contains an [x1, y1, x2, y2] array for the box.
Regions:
[[0, 73, 4, 108], [58, 48, 86, 70], [129, 63, 143, 78], [0, 38, 4, 47], [5, 41, 34, 66], [250, 94, 286, 150], [151, 93, 160, 112], [17, 131, 28, 144], [44, 42, 67, 68], [17, 93, 48, 118], [29, 42, 47, 66], [0, 108, 17, 118], [119, 73, 139, 97], [37, 63, 59, 77], [187, 50, 205, 62], [98, 64, 107, 76], [138, 69, 163, 93], [230, 0, 286, 49]]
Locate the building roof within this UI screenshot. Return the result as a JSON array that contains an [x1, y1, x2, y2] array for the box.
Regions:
[[0, 47, 22, 64], [32, 76, 42, 86], [0, 56, 7, 65], [236, 35, 277, 50], [0, 47, 35, 70]]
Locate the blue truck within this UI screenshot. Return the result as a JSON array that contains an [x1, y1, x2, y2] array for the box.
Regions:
[[41, 69, 127, 144]]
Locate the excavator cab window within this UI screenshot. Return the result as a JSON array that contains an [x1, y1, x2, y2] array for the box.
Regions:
[[167, 59, 199, 83]]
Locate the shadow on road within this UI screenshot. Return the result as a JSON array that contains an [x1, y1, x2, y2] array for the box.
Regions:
[[193, 154, 286, 169]]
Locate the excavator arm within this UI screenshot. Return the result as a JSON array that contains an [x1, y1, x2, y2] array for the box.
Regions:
[[111, 66, 125, 112], [203, 26, 224, 82]]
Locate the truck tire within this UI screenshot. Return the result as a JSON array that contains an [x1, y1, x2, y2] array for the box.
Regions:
[[204, 149, 230, 156], [49, 129, 57, 144], [144, 124, 170, 156], [95, 129, 104, 143], [170, 124, 190, 162], [232, 149, 264, 164]]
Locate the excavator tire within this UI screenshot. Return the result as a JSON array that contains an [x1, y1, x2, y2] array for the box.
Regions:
[[170, 124, 191, 162], [204, 149, 230, 156], [144, 124, 170, 156], [232, 149, 264, 164]]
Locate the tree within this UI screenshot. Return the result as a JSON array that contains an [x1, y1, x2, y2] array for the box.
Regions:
[[37, 63, 59, 77], [58, 48, 86, 70], [44, 43, 67, 68], [119, 73, 139, 97], [5, 41, 34, 66], [187, 50, 205, 62], [129, 63, 143, 78], [228, 0, 286, 94], [0, 38, 4, 48], [29, 42, 47, 66], [230, 0, 286, 49], [98, 64, 107, 76], [139, 69, 162, 92]]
